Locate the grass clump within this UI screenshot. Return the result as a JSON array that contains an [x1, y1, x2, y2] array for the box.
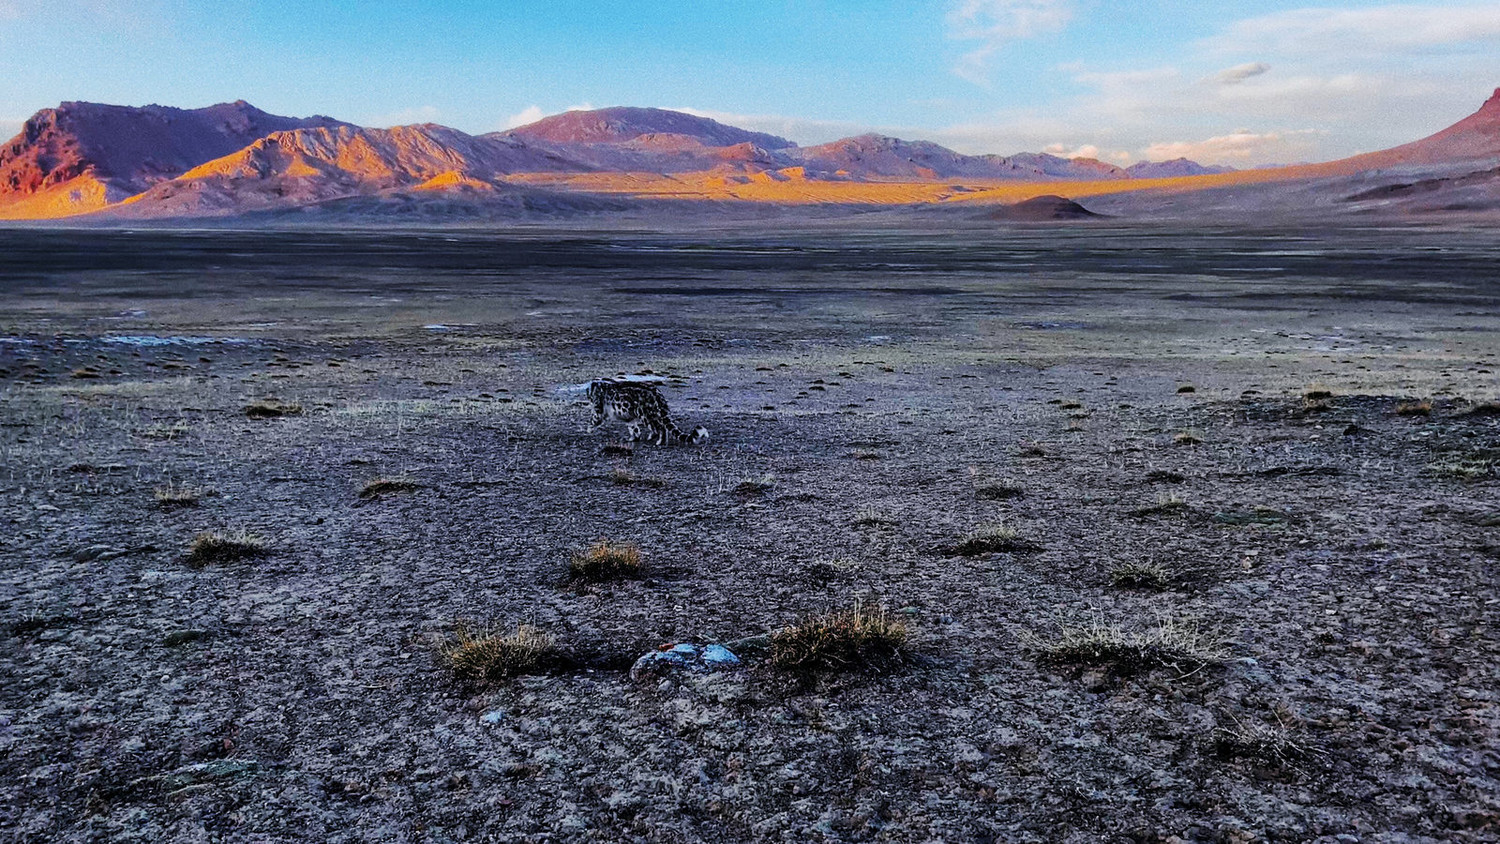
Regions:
[[1213, 714, 1321, 767], [443, 622, 555, 685], [1427, 453, 1495, 482], [1303, 385, 1333, 401], [358, 476, 422, 499], [975, 483, 1024, 501], [186, 531, 267, 567], [1133, 494, 1189, 518], [153, 484, 204, 509], [1109, 561, 1173, 590], [731, 475, 775, 497], [949, 523, 1041, 556], [568, 540, 642, 584], [1465, 400, 1500, 417], [768, 602, 908, 672], [1025, 616, 1224, 675], [1394, 399, 1432, 417], [244, 399, 303, 419], [1173, 429, 1203, 446]]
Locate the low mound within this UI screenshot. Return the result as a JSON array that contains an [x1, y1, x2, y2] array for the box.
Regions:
[[982, 194, 1102, 221]]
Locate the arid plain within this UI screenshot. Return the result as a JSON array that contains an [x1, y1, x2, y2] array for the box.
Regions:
[[2, 223, 1499, 842]]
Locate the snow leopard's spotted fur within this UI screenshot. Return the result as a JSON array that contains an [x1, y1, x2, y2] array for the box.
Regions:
[[587, 380, 708, 446]]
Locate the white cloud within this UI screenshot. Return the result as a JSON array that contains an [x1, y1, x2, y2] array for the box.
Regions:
[[1142, 129, 1323, 164], [1214, 62, 1270, 85], [946, 0, 1076, 84], [1207, 3, 1500, 54], [565, 103, 595, 112], [368, 105, 440, 128], [1043, 142, 1100, 159], [501, 105, 545, 130], [671, 106, 869, 145]]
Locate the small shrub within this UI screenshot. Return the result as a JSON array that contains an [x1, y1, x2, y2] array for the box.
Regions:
[[1427, 453, 1495, 481], [569, 540, 642, 583], [153, 484, 204, 509], [443, 623, 555, 685], [1394, 399, 1432, 417], [1213, 715, 1321, 767], [1145, 469, 1185, 484], [186, 531, 267, 567], [1465, 401, 1500, 417], [1018, 442, 1049, 458], [1059, 400, 1083, 410], [1302, 397, 1332, 413], [358, 477, 422, 499], [600, 444, 634, 457], [950, 523, 1041, 556], [70, 367, 101, 380], [1176, 384, 1196, 394], [1133, 494, 1189, 518], [975, 483, 1023, 501], [1303, 385, 1333, 401], [1109, 561, 1172, 590], [732, 475, 775, 497], [1173, 430, 1203, 446], [854, 509, 897, 527], [1024, 616, 1224, 674], [769, 602, 908, 672], [244, 399, 303, 419], [608, 467, 636, 486]]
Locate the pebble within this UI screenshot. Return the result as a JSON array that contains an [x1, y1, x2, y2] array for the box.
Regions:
[[629, 642, 743, 682]]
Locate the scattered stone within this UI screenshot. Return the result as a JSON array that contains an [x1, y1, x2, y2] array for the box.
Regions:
[[162, 629, 207, 647], [72, 545, 126, 563], [629, 642, 742, 682]]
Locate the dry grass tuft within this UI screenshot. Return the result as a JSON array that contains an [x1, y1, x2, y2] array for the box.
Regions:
[[186, 531, 267, 567], [1213, 714, 1321, 767], [1465, 400, 1500, 417], [975, 483, 1024, 501], [244, 399, 303, 419], [1109, 561, 1173, 590], [1303, 385, 1333, 401], [1173, 430, 1203, 446], [443, 622, 555, 685], [153, 484, 204, 509], [569, 540, 643, 583], [1024, 616, 1224, 675], [1394, 399, 1432, 417], [1133, 493, 1190, 518], [1426, 453, 1496, 482], [769, 602, 908, 672], [70, 367, 102, 380], [358, 477, 422, 499], [950, 523, 1041, 556]]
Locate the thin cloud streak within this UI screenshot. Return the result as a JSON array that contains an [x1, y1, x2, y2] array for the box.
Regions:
[[946, 0, 1075, 84]]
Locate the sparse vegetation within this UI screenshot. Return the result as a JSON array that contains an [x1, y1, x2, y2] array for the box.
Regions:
[[1018, 441, 1049, 458], [1465, 400, 1500, 417], [1173, 429, 1203, 445], [186, 531, 267, 567], [949, 523, 1041, 556], [732, 475, 775, 497], [1427, 452, 1496, 481], [1176, 384, 1196, 394], [1394, 399, 1432, 417], [854, 508, 897, 527], [443, 622, 556, 685], [1213, 714, 1321, 767], [975, 483, 1023, 501], [768, 602, 908, 672], [244, 399, 303, 419], [1134, 494, 1189, 518], [569, 540, 642, 583], [1109, 560, 1172, 590], [153, 484, 204, 509], [1303, 385, 1333, 401], [70, 367, 101, 379], [358, 476, 423, 499], [1025, 616, 1224, 674]]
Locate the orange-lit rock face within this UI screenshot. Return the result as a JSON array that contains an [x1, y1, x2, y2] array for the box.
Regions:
[[4, 92, 1500, 220]]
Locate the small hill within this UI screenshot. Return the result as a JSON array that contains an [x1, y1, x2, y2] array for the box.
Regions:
[[500, 107, 795, 150], [1126, 158, 1235, 178], [982, 194, 1102, 221]]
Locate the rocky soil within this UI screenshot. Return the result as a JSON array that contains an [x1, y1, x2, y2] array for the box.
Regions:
[[1, 225, 1498, 842]]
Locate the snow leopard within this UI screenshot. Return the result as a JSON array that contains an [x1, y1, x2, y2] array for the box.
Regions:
[[586, 379, 708, 446]]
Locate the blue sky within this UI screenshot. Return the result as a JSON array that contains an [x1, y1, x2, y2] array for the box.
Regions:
[[1, 1, 1498, 164]]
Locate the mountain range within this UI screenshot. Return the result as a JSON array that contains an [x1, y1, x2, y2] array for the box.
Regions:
[[2, 90, 1499, 221]]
